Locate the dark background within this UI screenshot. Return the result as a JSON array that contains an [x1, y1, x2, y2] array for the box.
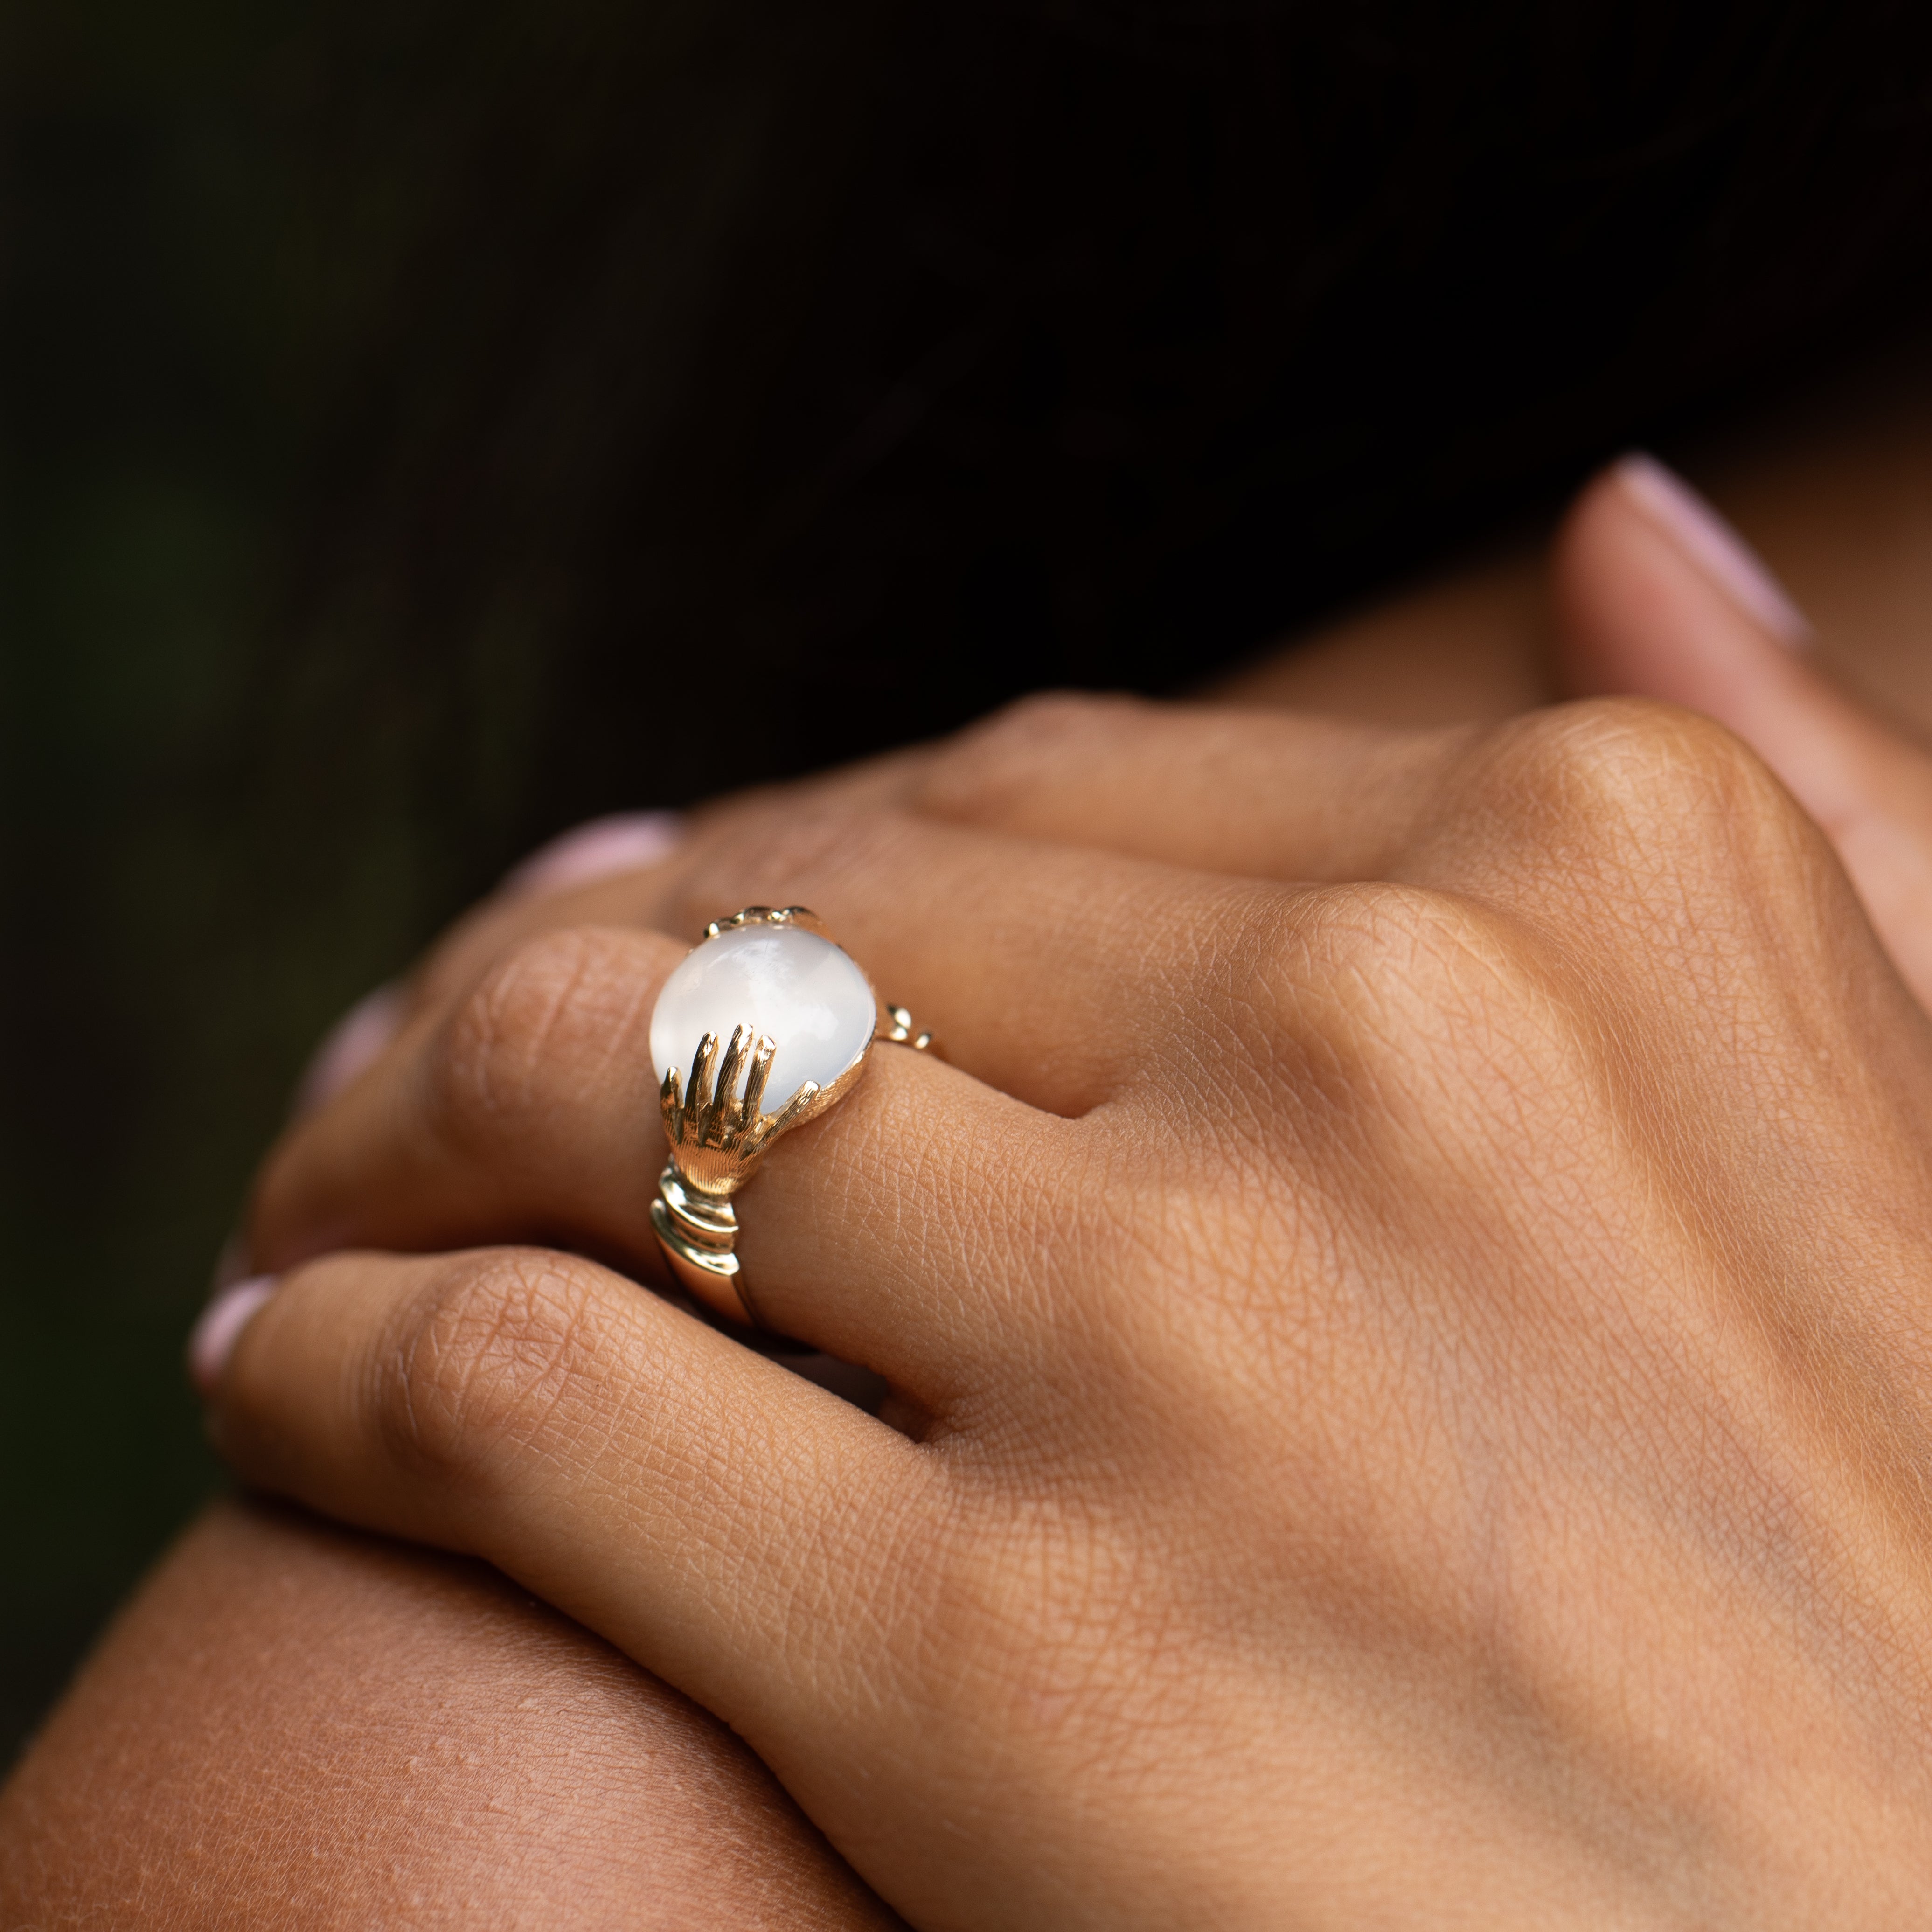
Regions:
[[7, 0, 1932, 1767]]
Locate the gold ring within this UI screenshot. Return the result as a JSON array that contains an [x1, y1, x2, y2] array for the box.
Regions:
[[648, 906, 938, 1325]]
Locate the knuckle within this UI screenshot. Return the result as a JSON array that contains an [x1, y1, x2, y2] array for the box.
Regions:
[[1223, 881, 1578, 1132], [915, 690, 1149, 821], [1526, 696, 1763, 805], [1303, 880, 1554, 1036], [430, 924, 639, 1150], [1482, 698, 1808, 895], [372, 1248, 609, 1487]]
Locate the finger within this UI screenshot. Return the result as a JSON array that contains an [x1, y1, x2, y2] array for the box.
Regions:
[[405, 708, 1450, 1068], [203, 1246, 931, 1790], [1552, 455, 1932, 1011], [252, 800, 1295, 1373], [288, 815, 692, 1128], [638, 803, 1260, 1113], [899, 690, 1463, 881], [269, 762, 927, 1164], [396, 795, 1249, 1125], [248, 920, 1071, 1388], [496, 811, 685, 902], [290, 982, 410, 1121]]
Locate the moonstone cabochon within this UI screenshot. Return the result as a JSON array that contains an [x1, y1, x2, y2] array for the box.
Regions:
[[649, 923, 876, 1115]]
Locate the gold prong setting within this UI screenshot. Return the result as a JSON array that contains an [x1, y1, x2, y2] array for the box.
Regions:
[[702, 903, 830, 942], [876, 1004, 938, 1054]]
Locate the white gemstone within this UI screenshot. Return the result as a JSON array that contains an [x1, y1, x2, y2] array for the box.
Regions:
[[649, 922, 876, 1115]]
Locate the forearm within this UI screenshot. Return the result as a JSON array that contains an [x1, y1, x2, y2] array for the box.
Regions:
[[0, 1499, 899, 1930]]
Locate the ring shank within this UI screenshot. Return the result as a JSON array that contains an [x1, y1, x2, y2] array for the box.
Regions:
[[650, 1162, 757, 1325], [648, 996, 939, 1329]]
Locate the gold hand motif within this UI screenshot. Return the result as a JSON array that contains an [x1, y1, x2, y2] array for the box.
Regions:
[[658, 1023, 822, 1181]]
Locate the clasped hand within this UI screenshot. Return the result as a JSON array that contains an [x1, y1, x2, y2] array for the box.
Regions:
[[200, 474, 1932, 1927]]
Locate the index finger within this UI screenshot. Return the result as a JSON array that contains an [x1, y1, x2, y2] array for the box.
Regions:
[[905, 693, 1464, 881]]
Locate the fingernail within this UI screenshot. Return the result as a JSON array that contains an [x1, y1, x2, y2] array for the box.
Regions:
[[500, 811, 684, 901], [1615, 453, 1813, 648], [291, 982, 407, 1120], [188, 1276, 277, 1397]]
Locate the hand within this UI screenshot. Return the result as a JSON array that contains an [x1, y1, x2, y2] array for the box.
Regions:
[[200, 665, 1932, 1925]]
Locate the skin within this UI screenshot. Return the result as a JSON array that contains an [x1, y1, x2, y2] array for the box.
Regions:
[[9, 351, 1932, 1924], [0, 1500, 903, 1929], [1226, 342, 1932, 738], [166, 472, 1932, 1918]]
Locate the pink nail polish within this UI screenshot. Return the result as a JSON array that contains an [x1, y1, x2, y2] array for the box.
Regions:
[[500, 811, 684, 901], [1615, 453, 1813, 648], [291, 982, 407, 1120], [188, 1276, 277, 1397]]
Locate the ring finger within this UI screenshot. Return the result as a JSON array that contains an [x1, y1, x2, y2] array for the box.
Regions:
[[246, 811, 1242, 1384]]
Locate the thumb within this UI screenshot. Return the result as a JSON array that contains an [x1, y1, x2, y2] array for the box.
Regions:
[[1552, 454, 1932, 1012]]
